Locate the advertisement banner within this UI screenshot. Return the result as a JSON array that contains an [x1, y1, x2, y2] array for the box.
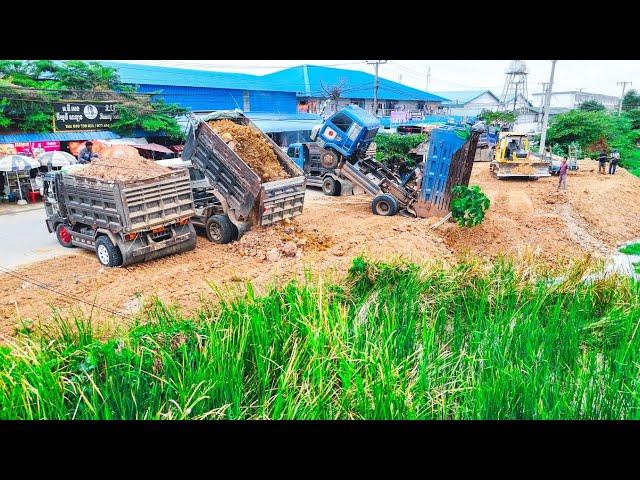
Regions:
[[54, 102, 119, 131], [390, 110, 410, 124]]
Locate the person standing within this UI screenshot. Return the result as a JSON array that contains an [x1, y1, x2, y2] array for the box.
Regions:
[[609, 149, 620, 175], [77, 141, 99, 164], [557, 157, 569, 191], [598, 150, 607, 174]]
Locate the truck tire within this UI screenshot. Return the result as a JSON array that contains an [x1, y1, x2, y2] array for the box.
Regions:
[[371, 194, 398, 216], [322, 176, 341, 196], [320, 150, 339, 169], [206, 215, 236, 244], [55, 223, 75, 248], [95, 236, 123, 267]]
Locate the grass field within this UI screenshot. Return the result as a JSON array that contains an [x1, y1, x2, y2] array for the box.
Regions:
[[1, 256, 640, 420]]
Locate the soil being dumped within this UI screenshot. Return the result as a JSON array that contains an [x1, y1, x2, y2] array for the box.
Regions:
[[75, 145, 173, 182], [208, 119, 288, 182]]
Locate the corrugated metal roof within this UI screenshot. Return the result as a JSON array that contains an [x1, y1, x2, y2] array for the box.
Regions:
[[102, 62, 294, 93], [433, 90, 500, 106], [0, 131, 122, 143], [261, 65, 448, 102]]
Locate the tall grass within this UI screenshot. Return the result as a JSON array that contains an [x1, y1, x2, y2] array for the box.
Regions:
[[1, 256, 640, 420], [620, 243, 640, 255]]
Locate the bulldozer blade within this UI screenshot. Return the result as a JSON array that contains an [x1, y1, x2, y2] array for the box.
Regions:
[[494, 161, 551, 179]]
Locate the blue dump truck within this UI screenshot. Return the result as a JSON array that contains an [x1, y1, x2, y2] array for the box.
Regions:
[[287, 105, 483, 218], [286, 105, 380, 196]]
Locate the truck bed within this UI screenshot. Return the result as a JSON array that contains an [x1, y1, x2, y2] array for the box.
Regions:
[[61, 169, 196, 233], [184, 111, 306, 226]]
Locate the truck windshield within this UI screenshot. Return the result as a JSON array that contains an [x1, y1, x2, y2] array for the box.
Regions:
[[331, 113, 354, 133]]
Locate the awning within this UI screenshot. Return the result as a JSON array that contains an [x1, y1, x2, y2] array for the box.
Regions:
[[103, 137, 148, 146], [132, 143, 173, 154], [0, 131, 122, 143]]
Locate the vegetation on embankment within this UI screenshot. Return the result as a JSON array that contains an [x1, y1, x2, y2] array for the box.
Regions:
[[620, 243, 640, 256], [1, 256, 639, 420]]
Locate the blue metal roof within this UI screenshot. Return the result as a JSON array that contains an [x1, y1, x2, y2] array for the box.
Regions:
[[246, 111, 323, 133], [102, 62, 294, 93], [0, 131, 122, 143], [261, 65, 448, 102], [433, 90, 500, 106]]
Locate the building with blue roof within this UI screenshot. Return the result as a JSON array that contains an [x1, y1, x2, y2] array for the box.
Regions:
[[261, 65, 448, 117]]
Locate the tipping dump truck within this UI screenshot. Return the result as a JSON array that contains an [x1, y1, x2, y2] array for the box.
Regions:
[[489, 132, 551, 179], [338, 124, 482, 217], [182, 110, 306, 244], [43, 165, 197, 267]]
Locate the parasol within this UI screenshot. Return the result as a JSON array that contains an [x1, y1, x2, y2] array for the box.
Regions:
[[0, 155, 41, 204]]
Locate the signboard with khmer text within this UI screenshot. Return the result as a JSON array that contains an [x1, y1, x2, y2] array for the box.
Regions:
[[54, 102, 119, 131]]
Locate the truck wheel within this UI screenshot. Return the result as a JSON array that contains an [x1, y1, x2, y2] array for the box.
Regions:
[[55, 223, 75, 248], [95, 236, 123, 267], [371, 194, 398, 216], [206, 215, 235, 244], [322, 177, 341, 196], [320, 150, 339, 169]]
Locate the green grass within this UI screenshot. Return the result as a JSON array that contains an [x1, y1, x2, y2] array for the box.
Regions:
[[1, 256, 640, 420], [634, 262, 640, 275], [620, 243, 640, 255]]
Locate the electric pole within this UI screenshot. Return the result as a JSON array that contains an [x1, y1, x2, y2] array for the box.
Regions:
[[366, 60, 387, 116], [426, 67, 431, 91], [538, 82, 549, 129], [617, 81, 632, 114], [539, 60, 557, 154]]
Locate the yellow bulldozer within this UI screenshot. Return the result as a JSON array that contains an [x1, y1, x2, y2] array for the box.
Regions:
[[489, 132, 551, 179]]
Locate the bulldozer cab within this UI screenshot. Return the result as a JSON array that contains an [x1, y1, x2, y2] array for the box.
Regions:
[[495, 133, 530, 162]]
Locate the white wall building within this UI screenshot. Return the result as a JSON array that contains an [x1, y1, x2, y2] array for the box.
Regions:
[[531, 91, 620, 112], [433, 90, 502, 117]]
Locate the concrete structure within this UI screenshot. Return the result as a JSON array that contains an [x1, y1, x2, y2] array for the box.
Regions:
[[434, 90, 501, 116], [531, 90, 620, 112]]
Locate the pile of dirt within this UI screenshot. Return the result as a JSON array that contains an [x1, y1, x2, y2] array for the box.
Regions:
[[228, 219, 332, 262], [510, 163, 537, 175], [74, 145, 172, 182], [208, 119, 288, 182]]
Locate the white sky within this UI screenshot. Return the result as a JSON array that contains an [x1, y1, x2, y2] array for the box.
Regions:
[[113, 60, 639, 98]]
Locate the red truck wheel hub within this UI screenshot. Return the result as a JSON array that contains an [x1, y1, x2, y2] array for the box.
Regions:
[[59, 226, 71, 244]]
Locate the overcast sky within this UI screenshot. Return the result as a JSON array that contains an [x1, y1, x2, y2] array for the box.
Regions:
[[112, 60, 639, 99]]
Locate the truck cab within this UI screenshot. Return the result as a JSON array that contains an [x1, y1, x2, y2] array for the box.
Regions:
[[311, 105, 380, 166]]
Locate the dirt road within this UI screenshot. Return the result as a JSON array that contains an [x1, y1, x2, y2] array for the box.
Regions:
[[1, 160, 639, 337]]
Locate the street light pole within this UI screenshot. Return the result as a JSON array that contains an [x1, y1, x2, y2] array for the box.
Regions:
[[539, 60, 557, 154]]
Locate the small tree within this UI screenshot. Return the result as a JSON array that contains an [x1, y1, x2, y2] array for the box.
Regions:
[[320, 79, 346, 115], [622, 89, 640, 111], [579, 100, 605, 112]]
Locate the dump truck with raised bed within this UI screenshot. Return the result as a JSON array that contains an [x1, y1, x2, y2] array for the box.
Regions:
[[43, 165, 197, 267], [183, 110, 306, 244], [334, 123, 483, 218]]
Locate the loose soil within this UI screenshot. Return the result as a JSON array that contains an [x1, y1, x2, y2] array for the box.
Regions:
[[208, 120, 288, 182], [74, 145, 172, 182], [1, 160, 639, 339]]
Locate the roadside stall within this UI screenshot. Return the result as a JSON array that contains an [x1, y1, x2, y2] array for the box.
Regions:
[[0, 155, 41, 205]]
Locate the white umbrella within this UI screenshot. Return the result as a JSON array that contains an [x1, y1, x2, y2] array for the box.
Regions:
[[36, 151, 78, 169], [0, 155, 41, 203]]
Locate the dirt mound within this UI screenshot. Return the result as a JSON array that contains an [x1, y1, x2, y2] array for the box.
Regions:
[[208, 119, 288, 182], [74, 145, 172, 182]]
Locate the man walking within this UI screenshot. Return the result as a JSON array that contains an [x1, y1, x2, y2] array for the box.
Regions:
[[598, 150, 607, 175], [557, 157, 569, 191], [609, 149, 620, 175], [77, 141, 99, 164]]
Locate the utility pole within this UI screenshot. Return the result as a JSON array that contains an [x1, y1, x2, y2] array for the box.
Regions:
[[617, 81, 632, 114], [538, 82, 549, 129], [366, 60, 387, 116], [539, 60, 557, 154], [426, 67, 431, 91]]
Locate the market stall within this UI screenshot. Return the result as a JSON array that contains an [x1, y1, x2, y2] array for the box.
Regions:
[[0, 155, 41, 204]]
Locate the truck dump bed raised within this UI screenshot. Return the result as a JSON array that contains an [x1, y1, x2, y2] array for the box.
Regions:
[[183, 110, 306, 227], [61, 169, 196, 233]]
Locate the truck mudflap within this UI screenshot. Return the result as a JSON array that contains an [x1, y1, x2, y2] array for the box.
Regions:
[[119, 223, 197, 266], [260, 177, 306, 226], [492, 161, 551, 178]]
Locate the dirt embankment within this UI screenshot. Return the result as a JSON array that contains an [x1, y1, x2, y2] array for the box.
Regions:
[[1, 160, 639, 338]]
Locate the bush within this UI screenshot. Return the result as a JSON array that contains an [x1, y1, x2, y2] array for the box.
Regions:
[[450, 185, 490, 227]]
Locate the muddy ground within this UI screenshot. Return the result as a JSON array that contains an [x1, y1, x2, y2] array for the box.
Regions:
[[1, 160, 639, 338]]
